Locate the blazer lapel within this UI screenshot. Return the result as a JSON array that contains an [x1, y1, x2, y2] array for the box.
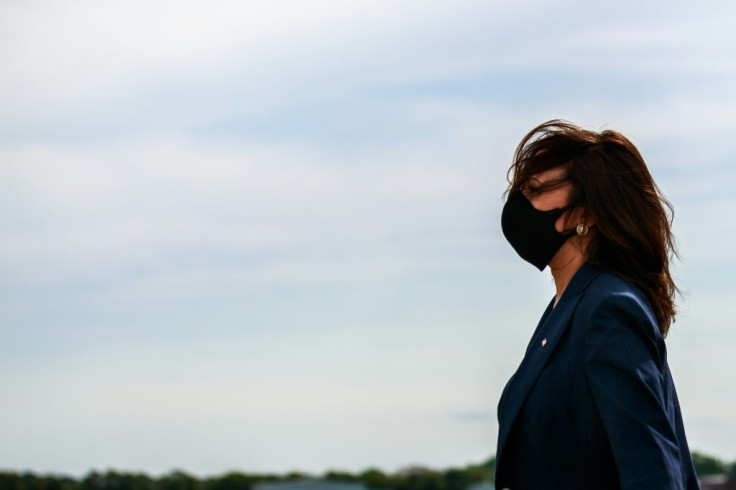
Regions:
[[496, 263, 601, 465]]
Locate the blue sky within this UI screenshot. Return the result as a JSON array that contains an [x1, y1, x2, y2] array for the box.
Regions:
[[2, 0, 736, 478]]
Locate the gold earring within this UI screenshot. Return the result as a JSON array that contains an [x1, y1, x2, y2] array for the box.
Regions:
[[576, 223, 588, 236]]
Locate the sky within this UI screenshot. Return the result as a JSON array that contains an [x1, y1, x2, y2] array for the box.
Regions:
[[2, 0, 736, 479]]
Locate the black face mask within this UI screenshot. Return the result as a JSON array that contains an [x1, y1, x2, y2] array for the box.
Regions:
[[501, 190, 574, 271]]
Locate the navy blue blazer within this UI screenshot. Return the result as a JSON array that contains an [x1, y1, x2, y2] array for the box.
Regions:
[[495, 263, 699, 489]]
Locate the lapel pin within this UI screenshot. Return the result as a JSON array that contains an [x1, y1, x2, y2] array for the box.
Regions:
[[541, 338, 548, 347]]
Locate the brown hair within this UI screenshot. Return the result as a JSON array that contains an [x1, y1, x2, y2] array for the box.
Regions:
[[506, 119, 679, 336]]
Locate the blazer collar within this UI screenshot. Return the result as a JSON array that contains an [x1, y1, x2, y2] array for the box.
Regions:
[[496, 262, 601, 468]]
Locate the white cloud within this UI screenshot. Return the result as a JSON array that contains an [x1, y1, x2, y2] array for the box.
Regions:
[[0, 126, 497, 284]]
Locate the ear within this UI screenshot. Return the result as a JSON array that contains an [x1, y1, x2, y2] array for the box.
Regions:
[[560, 205, 595, 232], [574, 205, 595, 227]]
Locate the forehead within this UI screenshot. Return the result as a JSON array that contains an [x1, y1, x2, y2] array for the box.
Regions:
[[530, 166, 567, 183]]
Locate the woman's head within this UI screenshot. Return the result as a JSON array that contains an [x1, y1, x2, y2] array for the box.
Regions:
[[505, 119, 679, 335]]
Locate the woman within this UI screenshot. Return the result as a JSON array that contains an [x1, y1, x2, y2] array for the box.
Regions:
[[494, 120, 699, 489]]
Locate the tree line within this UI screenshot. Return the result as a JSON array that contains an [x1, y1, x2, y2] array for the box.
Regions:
[[1, 451, 733, 490]]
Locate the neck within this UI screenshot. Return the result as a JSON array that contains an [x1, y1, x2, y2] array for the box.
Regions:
[[548, 243, 586, 306]]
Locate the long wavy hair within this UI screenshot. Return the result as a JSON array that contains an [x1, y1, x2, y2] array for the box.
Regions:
[[505, 120, 679, 336]]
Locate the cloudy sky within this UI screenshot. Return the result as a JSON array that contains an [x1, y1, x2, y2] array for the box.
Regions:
[[2, 0, 736, 478]]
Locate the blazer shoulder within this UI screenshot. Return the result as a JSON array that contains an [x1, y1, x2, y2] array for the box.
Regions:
[[574, 269, 668, 372], [584, 268, 646, 298], [576, 269, 662, 343], [580, 269, 652, 311]]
